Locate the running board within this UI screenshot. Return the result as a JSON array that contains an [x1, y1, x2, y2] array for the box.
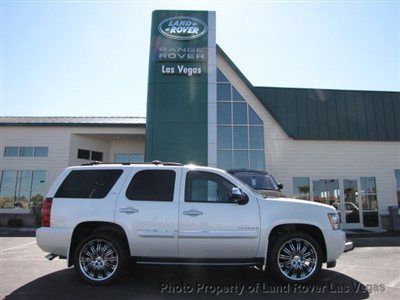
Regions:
[[134, 258, 262, 266]]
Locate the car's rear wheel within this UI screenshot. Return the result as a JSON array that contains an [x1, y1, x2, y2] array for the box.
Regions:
[[73, 233, 127, 285], [269, 232, 322, 283]]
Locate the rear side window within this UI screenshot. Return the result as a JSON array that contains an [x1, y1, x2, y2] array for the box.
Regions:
[[126, 170, 175, 201], [55, 170, 123, 199]]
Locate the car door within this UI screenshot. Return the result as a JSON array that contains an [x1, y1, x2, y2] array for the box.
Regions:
[[115, 167, 181, 257], [178, 168, 260, 259]]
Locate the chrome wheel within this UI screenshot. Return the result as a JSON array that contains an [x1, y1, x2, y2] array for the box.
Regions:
[[78, 239, 119, 282], [277, 238, 317, 281]]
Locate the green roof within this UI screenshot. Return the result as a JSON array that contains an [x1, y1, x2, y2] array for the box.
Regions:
[[217, 45, 400, 141], [0, 116, 146, 127]]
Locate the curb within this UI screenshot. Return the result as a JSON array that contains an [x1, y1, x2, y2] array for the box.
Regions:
[[0, 227, 38, 232]]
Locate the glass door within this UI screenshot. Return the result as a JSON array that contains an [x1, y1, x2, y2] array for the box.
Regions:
[[312, 178, 364, 229], [342, 179, 362, 229]]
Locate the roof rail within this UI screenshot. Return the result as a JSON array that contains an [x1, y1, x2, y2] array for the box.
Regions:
[[81, 160, 183, 166]]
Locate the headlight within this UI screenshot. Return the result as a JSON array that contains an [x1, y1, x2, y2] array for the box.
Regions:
[[328, 212, 340, 230]]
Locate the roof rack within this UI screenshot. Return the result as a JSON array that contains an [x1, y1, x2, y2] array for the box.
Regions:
[[81, 160, 183, 166]]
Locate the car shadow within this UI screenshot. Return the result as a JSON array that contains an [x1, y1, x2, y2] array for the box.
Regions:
[[5, 266, 369, 300]]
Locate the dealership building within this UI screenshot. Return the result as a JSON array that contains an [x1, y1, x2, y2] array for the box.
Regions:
[[1, 10, 399, 229]]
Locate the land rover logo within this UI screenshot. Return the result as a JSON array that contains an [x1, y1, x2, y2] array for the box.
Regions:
[[158, 16, 207, 40]]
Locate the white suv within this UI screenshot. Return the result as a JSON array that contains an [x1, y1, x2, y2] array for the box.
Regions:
[[36, 162, 352, 285]]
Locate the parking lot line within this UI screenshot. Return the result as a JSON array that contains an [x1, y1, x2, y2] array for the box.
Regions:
[[1, 241, 36, 252], [387, 275, 400, 288]]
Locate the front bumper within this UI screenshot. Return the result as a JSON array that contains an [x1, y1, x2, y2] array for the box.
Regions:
[[344, 240, 354, 252]]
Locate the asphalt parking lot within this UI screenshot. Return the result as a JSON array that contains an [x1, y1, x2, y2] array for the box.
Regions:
[[0, 232, 399, 300]]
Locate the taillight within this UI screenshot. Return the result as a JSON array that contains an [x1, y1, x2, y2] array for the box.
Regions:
[[41, 197, 53, 227]]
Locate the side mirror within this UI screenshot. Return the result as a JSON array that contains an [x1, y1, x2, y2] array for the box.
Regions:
[[229, 187, 249, 205], [277, 183, 283, 190]]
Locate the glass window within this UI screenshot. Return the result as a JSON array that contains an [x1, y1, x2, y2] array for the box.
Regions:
[[34, 147, 48, 157], [0, 171, 17, 190], [293, 177, 310, 200], [313, 179, 340, 208], [15, 189, 30, 208], [232, 87, 245, 102], [249, 107, 263, 125], [130, 154, 144, 163], [77, 149, 90, 160], [361, 177, 377, 194], [55, 170, 123, 199], [217, 102, 231, 124], [91, 151, 103, 162], [249, 127, 264, 149], [395, 170, 400, 206], [215, 72, 265, 171], [185, 171, 235, 203], [4, 147, 19, 157], [233, 171, 278, 190], [234, 150, 248, 169], [0, 190, 15, 208], [217, 83, 231, 100], [0, 170, 46, 209], [126, 170, 175, 201], [249, 150, 265, 170], [0, 171, 17, 208], [233, 103, 248, 124], [217, 150, 232, 170], [19, 147, 33, 157], [17, 171, 32, 191], [114, 153, 129, 163], [32, 171, 46, 190], [217, 69, 229, 83], [233, 126, 248, 149], [217, 126, 232, 149]]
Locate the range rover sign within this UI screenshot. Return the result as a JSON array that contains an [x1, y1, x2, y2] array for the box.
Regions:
[[158, 16, 207, 40]]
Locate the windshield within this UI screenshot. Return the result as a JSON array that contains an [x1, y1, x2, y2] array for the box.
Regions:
[[233, 172, 279, 191]]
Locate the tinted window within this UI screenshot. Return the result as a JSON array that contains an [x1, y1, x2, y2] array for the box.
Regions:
[[126, 170, 175, 201], [91, 151, 103, 162], [185, 171, 235, 203], [55, 170, 122, 199], [77, 149, 90, 160], [233, 172, 278, 191]]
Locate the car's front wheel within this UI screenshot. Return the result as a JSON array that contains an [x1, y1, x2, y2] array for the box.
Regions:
[[269, 232, 322, 283], [73, 233, 127, 285]]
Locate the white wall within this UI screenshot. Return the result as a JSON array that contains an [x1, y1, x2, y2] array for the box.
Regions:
[[217, 54, 400, 216], [0, 125, 145, 213], [109, 136, 145, 162]]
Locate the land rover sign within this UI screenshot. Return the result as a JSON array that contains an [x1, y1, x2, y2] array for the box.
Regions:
[[147, 10, 213, 166], [158, 16, 207, 40]]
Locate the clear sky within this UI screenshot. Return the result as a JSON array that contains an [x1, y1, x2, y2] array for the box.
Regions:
[[1, 0, 399, 117]]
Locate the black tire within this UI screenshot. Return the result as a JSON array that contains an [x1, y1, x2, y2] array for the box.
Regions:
[[73, 233, 127, 285], [268, 231, 322, 283]]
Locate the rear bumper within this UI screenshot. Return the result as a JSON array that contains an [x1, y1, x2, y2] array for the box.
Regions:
[[344, 240, 354, 252], [36, 227, 73, 257]]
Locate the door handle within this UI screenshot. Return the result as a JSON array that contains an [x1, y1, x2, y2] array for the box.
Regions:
[[119, 207, 139, 214], [183, 209, 203, 216]]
